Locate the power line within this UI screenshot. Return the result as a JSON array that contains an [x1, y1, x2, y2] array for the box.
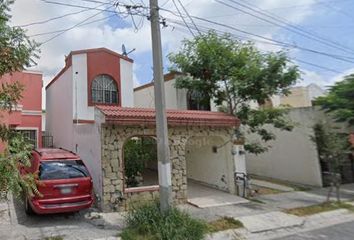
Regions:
[[169, 21, 343, 74], [176, 0, 201, 35], [30, 14, 116, 37], [217, 0, 354, 56], [235, 0, 354, 52], [16, 8, 93, 28], [41, 0, 119, 13], [40, 6, 110, 45], [160, 8, 354, 64], [171, 0, 196, 37], [293, 58, 342, 74]]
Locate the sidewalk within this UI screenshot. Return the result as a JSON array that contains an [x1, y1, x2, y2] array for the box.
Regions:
[[206, 209, 354, 240], [2, 183, 354, 240]]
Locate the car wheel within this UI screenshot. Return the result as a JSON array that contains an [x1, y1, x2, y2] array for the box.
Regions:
[[24, 196, 34, 215]]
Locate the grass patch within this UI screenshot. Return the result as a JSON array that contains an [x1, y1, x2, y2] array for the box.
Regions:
[[207, 217, 243, 233], [284, 201, 354, 216], [121, 202, 207, 240], [43, 236, 64, 240], [250, 175, 311, 192], [252, 186, 283, 195]]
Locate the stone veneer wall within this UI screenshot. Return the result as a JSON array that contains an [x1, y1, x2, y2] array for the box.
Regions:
[[101, 125, 233, 212]]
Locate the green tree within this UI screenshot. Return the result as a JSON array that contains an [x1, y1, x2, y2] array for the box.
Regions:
[[315, 74, 354, 126], [0, 0, 39, 198], [312, 123, 352, 202], [168, 31, 300, 154]]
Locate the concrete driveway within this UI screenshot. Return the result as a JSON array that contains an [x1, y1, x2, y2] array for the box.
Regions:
[[0, 196, 120, 240], [187, 181, 248, 208]]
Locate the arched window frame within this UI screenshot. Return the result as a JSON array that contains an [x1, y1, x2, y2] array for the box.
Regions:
[[91, 74, 119, 105]]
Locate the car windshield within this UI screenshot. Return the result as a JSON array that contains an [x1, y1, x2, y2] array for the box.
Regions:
[[39, 160, 90, 180]]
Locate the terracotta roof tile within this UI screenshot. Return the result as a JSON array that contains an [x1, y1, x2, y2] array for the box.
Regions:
[[97, 106, 239, 127]]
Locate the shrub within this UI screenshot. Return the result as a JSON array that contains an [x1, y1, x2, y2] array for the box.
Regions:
[[121, 202, 207, 240]]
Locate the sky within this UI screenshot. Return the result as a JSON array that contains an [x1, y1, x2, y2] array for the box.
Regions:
[[8, 0, 354, 108]]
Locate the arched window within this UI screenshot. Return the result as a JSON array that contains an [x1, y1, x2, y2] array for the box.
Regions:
[[187, 90, 211, 111], [91, 74, 118, 104]]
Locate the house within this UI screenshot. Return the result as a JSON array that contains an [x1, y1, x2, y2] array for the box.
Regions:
[[0, 71, 43, 152], [133, 73, 338, 187], [134, 71, 280, 111], [280, 83, 326, 108], [46, 48, 243, 211]]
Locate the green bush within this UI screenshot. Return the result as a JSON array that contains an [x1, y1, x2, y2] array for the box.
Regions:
[[121, 202, 207, 240]]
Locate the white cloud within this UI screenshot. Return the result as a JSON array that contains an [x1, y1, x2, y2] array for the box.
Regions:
[[298, 67, 354, 90], [329, 67, 354, 84], [9, 0, 329, 97], [298, 69, 328, 87]]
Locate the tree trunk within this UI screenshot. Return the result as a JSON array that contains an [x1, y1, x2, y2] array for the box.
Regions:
[[327, 183, 333, 202]]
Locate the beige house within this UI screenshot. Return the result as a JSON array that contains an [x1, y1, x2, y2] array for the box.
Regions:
[[280, 83, 326, 108], [134, 73, 332, 187]]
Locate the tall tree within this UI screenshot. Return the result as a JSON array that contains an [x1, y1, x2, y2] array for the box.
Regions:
[[0, 0, 39, 198], [169, 31, 300, 154], [315, 74, 354, 126], [312, 122, 352, 202]]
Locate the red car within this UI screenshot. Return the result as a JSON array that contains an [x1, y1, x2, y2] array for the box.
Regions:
[[22, 148, 94, 215]]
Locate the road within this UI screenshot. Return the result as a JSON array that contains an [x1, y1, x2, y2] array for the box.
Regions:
[[276, 221, 354, 240]]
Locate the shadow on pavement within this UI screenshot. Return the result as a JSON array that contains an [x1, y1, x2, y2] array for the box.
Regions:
[[12, 196, 92, 228]]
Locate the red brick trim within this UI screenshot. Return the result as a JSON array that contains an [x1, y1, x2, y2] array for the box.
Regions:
[[70, 48, 133, 63]]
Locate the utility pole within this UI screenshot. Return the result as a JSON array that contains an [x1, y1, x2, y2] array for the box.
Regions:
[[149, 0, 172, 212]]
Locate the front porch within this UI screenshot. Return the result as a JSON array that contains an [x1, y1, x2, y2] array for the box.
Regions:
[[96, 106, 241, 212]]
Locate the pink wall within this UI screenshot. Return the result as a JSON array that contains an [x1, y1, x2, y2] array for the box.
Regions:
[[0, 71, 43, 152]]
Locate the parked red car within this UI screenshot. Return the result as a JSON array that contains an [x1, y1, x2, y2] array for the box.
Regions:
[[22, 148, 94, 215]]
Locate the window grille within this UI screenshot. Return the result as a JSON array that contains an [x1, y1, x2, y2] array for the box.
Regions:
[[91, 75, 118, 104]]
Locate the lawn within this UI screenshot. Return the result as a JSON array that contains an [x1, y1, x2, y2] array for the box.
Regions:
[[284, 201, 354, 216]]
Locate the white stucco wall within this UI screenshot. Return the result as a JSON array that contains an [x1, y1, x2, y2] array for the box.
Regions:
[[72, 53, 95, 121], [73, 122, 102, 201], [134, 79, 181, 109], [120, 59, 134, 107], [45, 67, 74, 150], [246, 107, 324, 187], [307, 83, 326, 102], [186, 136, 234, 192], [134, 78, 218, 111], [134, 84, 155, 108]]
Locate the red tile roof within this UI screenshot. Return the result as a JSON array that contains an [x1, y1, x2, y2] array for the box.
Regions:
[[97, 106, 239, 127]]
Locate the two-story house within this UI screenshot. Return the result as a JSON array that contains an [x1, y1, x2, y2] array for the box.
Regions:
[[46, 48, 245, 211], [0, 71, 43, 152]]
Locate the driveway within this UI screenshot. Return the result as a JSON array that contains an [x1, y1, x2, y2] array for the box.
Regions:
[[0, 196, 120, 240]]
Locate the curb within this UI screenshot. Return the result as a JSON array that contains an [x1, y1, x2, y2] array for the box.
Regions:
[[7, 194, 18, 225]]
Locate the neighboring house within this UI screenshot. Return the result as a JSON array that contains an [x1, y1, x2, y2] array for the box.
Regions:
[[280, 83, 326, 108], [133, 74, 337, 187], [46, 48, 242, 211], [134, 71, 280, 111], [0, 71, 43, 152], [134, 72, 216, 111]]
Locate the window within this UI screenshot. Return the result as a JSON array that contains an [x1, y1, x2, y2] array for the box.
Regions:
[[39, 160, 90, 180], [123, 136, 158, 189], [91, 74, 118, 104], [187, 90, 211, 111], [17, 129, 37, 148]]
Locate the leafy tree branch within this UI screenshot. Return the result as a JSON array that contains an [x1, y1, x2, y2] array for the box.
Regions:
[[169, 31, 299, 154]]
